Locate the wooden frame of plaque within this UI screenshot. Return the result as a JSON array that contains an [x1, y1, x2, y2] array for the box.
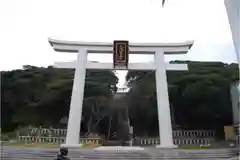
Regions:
[[113, 40, 129, 68]]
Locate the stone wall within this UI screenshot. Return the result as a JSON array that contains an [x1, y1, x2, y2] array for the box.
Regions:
[[16, 127, 216, 146]]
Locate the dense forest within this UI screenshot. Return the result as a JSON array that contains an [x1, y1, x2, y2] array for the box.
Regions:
[[1, 61, 239, 137]]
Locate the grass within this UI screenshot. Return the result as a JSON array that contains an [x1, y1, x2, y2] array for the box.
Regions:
[[5, 142, 101, 149], [6, 142, 59, 148], [4, 141, 212, 150], [81, 143, 101, 148]]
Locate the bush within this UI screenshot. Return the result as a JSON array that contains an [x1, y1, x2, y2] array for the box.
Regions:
[[1, 134, 9, 141]]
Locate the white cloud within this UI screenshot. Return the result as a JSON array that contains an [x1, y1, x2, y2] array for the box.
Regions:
[[0, 0, 237, 86]]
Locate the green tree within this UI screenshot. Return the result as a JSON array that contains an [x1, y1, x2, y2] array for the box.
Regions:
[[126, 61, 239, 136], [1, 66, 118, 133]]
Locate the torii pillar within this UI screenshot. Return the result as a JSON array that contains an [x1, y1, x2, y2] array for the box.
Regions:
[[225, 0, 240, 136], [225, 0, 240, 78], [48, 38, 193, 148]]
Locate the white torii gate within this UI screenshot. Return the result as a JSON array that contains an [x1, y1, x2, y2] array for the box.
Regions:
[[48, 38, 193, 148]]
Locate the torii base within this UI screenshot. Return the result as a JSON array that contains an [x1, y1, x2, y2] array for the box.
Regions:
[[156, 144, 178, 149], [60, 144, 83, 148], [94, 146, 144, 151]]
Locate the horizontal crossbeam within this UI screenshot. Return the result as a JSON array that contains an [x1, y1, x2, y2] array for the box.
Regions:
[[54, 61, 188, 71]]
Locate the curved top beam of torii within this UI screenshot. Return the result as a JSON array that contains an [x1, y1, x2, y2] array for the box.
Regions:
[[48, 38, 193, 54], [49, 38, 193, 71]]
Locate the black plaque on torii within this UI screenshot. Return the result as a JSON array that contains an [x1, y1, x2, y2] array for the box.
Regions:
[[113, 40, 129, 68]]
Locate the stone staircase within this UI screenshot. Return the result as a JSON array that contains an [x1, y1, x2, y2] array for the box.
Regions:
[[1, 146, 239, 160]]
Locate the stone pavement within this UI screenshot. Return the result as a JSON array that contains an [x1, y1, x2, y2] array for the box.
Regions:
[[1, 146, 239, 160]]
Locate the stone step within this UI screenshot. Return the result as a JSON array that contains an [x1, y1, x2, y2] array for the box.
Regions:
[[1, 156, 237, 160], [1, 147, 238, 160]]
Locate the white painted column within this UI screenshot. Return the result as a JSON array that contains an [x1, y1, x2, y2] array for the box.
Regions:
[[225, 0, 240, 137], [155, 50, 176, 148], [230, 83, 240, 126], [225, 0, 240, 80], [62, 49, 87, 147]]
